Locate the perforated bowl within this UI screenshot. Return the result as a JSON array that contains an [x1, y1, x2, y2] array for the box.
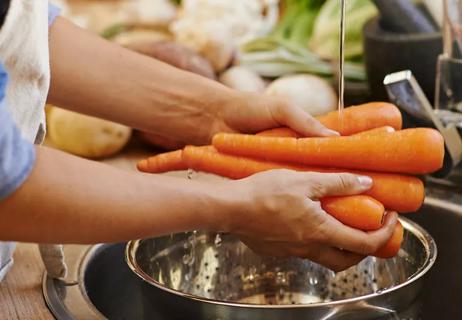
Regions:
[[126, 217, 436, 320]]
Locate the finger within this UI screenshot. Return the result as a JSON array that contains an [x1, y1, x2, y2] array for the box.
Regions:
[[243, 237, 364, 272], [278, 104, 339, 137], [307, 172, 373, 198], [239, 236, 290, 258], [290, 245, 365, 272], [315, 211, 398, 255]]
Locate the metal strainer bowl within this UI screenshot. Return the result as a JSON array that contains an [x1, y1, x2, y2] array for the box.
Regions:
[[126, 217, 436, 320]]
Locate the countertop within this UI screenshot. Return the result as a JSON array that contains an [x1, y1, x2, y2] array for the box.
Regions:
[[0, 140, 154, 320]]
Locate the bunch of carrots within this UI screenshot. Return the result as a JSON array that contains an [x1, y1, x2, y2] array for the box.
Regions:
[[137, 102, 445, 259]]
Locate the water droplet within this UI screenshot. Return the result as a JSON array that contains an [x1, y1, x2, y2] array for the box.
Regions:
[[278, 288, 285, 299], [276, 272, 287, 285], [214, 234, 223, 247], [182, 254, 195, 266]]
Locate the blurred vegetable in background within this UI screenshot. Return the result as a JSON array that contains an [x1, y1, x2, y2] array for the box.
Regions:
[[170, 0, 279, 71], [47, 107, 132, 159], [310, 0, 377, 60], [239, 0, 377, 82], [273, 0, 325, 48], [265, 74, 337, 116], [239, 38, 366, 80]]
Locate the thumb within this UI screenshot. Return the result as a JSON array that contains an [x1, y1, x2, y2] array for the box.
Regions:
[[279, 104, 339, 137], [308, 173, 373, 198]]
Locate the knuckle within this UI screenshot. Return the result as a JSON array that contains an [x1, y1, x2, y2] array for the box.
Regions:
[[337, 174, 352, 191], [308, 181, 327, 198]]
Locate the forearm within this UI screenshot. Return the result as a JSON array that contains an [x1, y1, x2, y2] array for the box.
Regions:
[[0, 146, 235, 244], [48, 18, 238, 144]]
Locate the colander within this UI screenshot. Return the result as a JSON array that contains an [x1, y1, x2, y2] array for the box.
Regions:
[[126, 217, 436, 320]]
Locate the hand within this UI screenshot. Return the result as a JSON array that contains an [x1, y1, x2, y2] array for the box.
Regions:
[[214, 91, 339, 138], [224, 170, 398, 272], [143, 90, 338, 150]]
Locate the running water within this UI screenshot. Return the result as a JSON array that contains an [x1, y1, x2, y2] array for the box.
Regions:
[[338, 0, 346, 129]]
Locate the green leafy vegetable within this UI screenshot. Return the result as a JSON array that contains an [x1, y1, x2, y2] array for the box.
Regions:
[[273, 0, 326, 47], [240, 37, 366, 81], [238, 0, 374, 82]]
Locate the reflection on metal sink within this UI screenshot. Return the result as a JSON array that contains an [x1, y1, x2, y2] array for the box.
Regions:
[[43, 186, 462, 320]]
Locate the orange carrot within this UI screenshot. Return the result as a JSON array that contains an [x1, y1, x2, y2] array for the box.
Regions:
[[257, 125, 396, 139], [212, 128, 444, 175], [137, 126, 397, 174], [182, 146, 424, 212], [137, 150, 188, 173], [321, 196, 384, 231], [182, 145, 305, 178], [258, 102, 402, 137], [318, 102, 402, 135], [353, 126, 395, 136], [257, 127, 302, 138], [374, 221, 404, 258]]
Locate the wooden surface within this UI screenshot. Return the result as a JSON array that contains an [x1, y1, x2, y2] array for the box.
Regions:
[[0, 140, 155, 320]]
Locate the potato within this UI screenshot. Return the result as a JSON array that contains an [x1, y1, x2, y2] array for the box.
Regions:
[[126, 41, 216, 80], [47, 107, 132, 159]]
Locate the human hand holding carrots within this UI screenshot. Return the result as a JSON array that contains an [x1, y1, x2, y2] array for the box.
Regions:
[[226, 170, 398, 272], [137, 102, 444, 270]]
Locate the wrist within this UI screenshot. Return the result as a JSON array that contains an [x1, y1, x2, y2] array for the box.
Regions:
[[199, 179, 249, 233]]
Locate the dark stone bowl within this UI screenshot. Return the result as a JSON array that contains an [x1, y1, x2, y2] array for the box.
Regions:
[[363, 17, 442, 103]]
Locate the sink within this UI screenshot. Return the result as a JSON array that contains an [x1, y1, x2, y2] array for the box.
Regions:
[[407, 187, 462, 319], [43, 185, 462, 320]]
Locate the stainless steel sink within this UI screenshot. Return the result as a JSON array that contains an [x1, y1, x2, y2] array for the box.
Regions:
[[43, 184, 462, 320]]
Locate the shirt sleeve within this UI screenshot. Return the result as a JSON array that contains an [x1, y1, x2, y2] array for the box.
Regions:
[[48, 3, 60, 27], [0, 64, 36, 202]]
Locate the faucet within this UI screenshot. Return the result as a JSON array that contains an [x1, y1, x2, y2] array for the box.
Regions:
[[384, 70, 462, 178], [382, 1, 462, 178]]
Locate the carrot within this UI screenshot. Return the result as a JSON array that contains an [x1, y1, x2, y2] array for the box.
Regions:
[[257, 127, 302, 138], [318, 102, 402, 135], [353, 126, 395, 136], [182, 146, 424, 212], [258, 102, 402, 137], [374, 221, 404, 258], [257, 125, 395, 139], [321, 196, 384, 231], [182, 145, 305, 178], [212, 128, 445, 175], [137, 150, 188, 173]]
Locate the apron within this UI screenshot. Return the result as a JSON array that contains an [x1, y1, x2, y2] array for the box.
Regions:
[[0, 0, 66, 281]]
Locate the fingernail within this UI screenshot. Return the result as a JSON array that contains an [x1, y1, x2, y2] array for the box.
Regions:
[[357, 176, 373, 188], [323, 129, 340, 136]]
